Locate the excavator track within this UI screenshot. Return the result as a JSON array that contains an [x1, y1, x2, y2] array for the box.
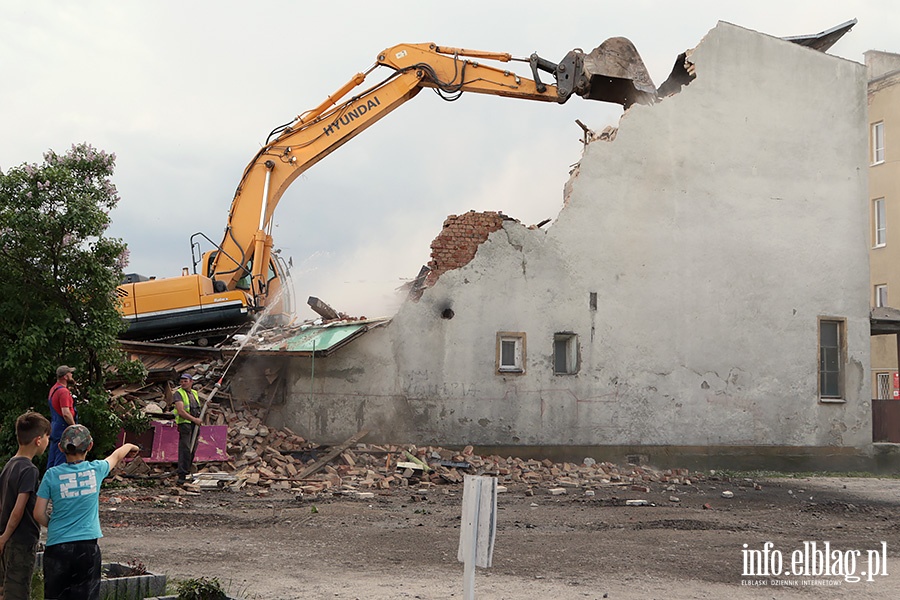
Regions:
[[145, 324, 251, 347]]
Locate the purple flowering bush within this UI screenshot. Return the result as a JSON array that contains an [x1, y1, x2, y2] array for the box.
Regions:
[[0, 143, 145, 460]]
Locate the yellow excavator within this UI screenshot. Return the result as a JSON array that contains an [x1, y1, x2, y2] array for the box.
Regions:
[[116, 39, 657, 343]]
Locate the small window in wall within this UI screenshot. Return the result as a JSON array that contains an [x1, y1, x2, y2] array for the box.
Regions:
[[873, 121, 885, 165], [874, 198, 886, 248], [876, 372, 893, 400], [876, 284, 888, 308], [818, 318, 845, 401], [496, 332, 525, 374], [553, 333, 578, 374]]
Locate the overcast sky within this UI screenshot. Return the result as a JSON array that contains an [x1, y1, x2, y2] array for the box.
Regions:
[[2, 2, 896, 320]]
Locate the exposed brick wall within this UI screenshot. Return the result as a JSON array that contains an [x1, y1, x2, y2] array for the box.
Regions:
[[424, 211, 515, 287]]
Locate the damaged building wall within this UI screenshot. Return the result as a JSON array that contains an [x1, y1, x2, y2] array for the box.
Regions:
[[424, 211, 512, 287], [279, 22, 872, 455]]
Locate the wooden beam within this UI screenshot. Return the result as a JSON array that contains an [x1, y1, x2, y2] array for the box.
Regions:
[[118, 340, 226, 359], [295, 429, 369, 480]]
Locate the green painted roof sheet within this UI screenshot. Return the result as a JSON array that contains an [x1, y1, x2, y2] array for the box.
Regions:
[[282, 323, 367, 352], [244, 317, 391, 355]]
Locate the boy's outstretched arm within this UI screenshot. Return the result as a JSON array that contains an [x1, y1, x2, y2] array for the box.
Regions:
[[105, 443, 140, 471]]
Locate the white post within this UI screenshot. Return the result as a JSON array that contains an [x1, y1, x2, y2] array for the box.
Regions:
[[458, 475, 498, 599]]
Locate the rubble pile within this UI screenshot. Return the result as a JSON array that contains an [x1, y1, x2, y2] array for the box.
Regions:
[[118, 402, 712, 497]]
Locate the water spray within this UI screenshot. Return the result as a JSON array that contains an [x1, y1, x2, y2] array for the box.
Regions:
[[190, 286, 292, 453]]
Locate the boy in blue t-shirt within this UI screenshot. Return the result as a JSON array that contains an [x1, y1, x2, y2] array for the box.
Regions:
[[33, 424, 138, 600]]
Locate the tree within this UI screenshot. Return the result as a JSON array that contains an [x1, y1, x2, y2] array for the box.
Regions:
[[0, 143, 145, 459]]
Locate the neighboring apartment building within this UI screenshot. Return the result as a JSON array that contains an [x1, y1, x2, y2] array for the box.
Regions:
[[867, 51, 900, 400]]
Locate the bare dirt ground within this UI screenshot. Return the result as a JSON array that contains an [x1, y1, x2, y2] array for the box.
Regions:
[[97, 475, 900, 599]]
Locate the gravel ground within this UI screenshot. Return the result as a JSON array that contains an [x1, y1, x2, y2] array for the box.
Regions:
[[93, 475, 900, 599]]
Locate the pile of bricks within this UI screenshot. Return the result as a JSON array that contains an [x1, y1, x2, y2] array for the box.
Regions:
[[219, 408, 311, 487], [123, 403, 711, 497]]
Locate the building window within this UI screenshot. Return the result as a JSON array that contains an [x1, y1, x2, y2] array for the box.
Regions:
[[874, 198, 886, 247], [819, 319, 845, 400], [496, 332, 525, 374], [873, 121, 885, 164], [553, 333, 578, 374], [876, 284, 888, 308], [876, 372, 893, 400]]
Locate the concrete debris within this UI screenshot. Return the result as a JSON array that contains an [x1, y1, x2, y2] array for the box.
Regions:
[[307, 296, 342, 320], [122, 456, 150, 477]]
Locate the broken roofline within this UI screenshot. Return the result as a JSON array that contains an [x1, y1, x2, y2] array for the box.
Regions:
[[660, 18, 857, 97], [781, 18, 857, 52]]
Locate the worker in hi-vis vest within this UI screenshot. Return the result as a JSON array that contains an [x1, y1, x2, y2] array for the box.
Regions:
[[173, 373, 203, 484]]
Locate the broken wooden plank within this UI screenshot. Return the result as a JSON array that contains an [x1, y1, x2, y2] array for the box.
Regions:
[[118, 340, 225, 359], [404, 450, 431, 472], [294, 429, 369, 480]]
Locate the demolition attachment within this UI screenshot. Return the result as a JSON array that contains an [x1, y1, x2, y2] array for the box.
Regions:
[[532, 37, 658, 107]]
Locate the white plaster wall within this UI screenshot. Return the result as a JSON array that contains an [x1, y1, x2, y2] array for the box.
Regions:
[[281, 22, 872, 449]]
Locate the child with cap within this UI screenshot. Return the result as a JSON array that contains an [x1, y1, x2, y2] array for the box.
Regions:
[[33, 424, 138, 600], [0, 411, 50, 600]]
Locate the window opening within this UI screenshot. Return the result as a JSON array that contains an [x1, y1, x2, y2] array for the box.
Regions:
[[873, 121, 885, 164], [876, 372, 892, 400], [819, 319, 844, 400], [496, 332, 525, 374], [876, 284, 888, 308], [874, 198, 886, 247], [553, 333, 578, 374]]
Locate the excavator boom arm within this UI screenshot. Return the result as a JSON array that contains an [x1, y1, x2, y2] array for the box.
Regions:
[[210, 44, 566, 294], [211, 40, 656, 298]]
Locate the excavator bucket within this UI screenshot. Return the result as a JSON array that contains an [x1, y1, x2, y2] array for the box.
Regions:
[[558, 37, 658, 108]]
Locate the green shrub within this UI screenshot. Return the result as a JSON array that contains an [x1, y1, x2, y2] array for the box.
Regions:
[[177, 576, 228, 600]]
